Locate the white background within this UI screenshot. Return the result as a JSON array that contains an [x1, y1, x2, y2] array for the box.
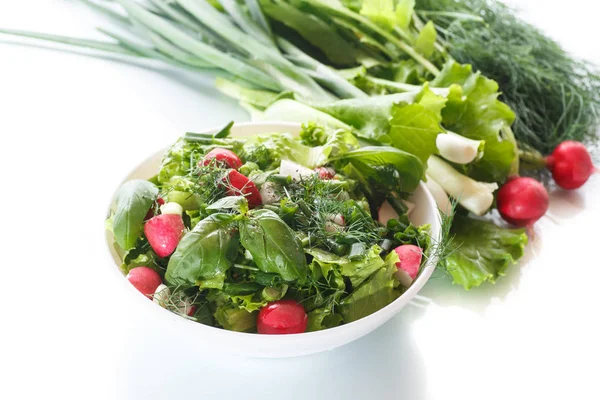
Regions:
[[1, 1, 599, 399]]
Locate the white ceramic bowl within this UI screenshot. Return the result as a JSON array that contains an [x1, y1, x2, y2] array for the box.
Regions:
[[105, 122, 441, 358]]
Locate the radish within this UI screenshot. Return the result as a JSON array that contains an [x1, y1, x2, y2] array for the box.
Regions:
[[497, 177, 549, 227], [315, 166, 336, 180], [153, 284, 170, 307], [201, 148, 243, 169], [225, 170, 262, 208], [144, 214, 186, 257], [545, 141, 597, 190], [378, 201, 398, 226], [257, 300, 308, 334], [160, 201, 183, 216], [144, 197, 165, 220], [127, 267, 162, 298], [279, 159, 316, 181], [392, 245, 423, 287]]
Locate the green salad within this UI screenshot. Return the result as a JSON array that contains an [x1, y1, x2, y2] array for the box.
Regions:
[[107, 122, 434, 334]]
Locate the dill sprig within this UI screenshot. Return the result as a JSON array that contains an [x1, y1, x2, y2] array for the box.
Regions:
[[282, 174, 383, 253], [416, 0, 600, 154]]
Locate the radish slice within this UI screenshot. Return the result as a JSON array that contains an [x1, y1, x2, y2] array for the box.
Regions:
[[392, 245, 423, 287], [315, 167, 336, 179], [279, 159, 316, 181]]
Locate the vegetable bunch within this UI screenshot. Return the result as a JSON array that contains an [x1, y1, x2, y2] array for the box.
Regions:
[[3, 0, 598, 290]]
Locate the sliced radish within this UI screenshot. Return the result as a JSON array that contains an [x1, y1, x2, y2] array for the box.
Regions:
[[144, 214, 186, 258], [160, 202, 183, 216], [153, 284, 170, 307], [127, 267, 162, 298], [315, 166, 336, 180], [279, 159, 316, 181], [392, 245, 423, 287], [424, 175, 452, 216], [259, 182, 280, 205], [175, 297, 196, 317], [257, 300, 308, 334], [225, 170, 262, 208], [201, 148, 243, 169]]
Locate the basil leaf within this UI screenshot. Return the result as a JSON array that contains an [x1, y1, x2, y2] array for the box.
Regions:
[[165, 213, 239, 288], [240, 209, 307, 282], [112, 180, 158, 250], [339, 146, 424, 193]]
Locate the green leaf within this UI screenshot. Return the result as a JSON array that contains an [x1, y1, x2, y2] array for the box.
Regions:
[[206, 196, 248, 211], [313, 92, 417, 139], [307, 245, 385, 287], [388, 85, 446, 166], [439, 62, 517, 182], [415, 21, 436, 57], [240, 209, 308, 281], [396, 0, 415, 30], [260, 0, 357, 65], [165, 213, 239, 288], [214, 304, 257, 332], [360, 0, 396, 30], [338, 146, 423, 193], [306, 308, 343, 331], [112, 180, 158, 250], [338, 258, 399, 323], [445, 214, 528, 290]]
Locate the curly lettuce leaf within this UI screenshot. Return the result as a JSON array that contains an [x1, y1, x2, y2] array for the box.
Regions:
[[446, 214, 528, 290]]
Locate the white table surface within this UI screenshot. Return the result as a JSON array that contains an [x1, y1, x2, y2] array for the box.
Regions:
[[1, 1, 599, 399]]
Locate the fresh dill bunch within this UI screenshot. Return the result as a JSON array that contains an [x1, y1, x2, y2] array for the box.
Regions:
[[415, 0, 600, 154]]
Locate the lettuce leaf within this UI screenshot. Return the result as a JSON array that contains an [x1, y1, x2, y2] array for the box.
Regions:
[[435, 61, 517, 182], [360, 0, 396, 30], [388, 85, 446, 166], [338, 256, 399, 323], [445, 214, 528, 290]]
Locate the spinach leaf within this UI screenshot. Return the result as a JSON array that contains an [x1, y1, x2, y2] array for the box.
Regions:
[[338, 259, 399, 323], [240, 209, 308, 282], [165, 213, 239, 288], [338, 146, 423, 193], [112, 180, 158, 251]]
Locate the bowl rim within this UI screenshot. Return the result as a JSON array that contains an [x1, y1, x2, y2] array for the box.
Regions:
[[104, 121, 441, 343]]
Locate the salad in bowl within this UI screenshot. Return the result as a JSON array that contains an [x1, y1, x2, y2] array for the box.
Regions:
[[106, 121, 441, 338]]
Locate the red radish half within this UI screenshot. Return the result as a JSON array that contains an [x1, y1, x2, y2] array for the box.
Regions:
[[225, 170, 262, 208], [202, 148, 243, 169], [127, 267, 162, 298], [546, 141, 596, 190], [497, 177, 549, 227], [144, 214, 186, 257], [315, 167, 335, 180], [393, 245, 423, 287], [257, 300, 308, 334]]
